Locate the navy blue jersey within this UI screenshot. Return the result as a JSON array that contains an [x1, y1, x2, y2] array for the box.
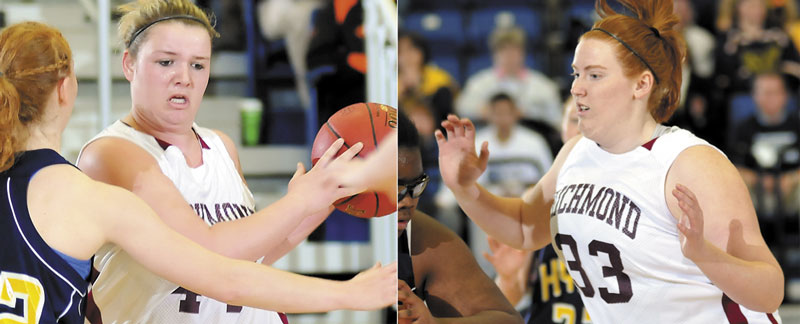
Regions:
[[0, 149, 89, 323], [525, 246, 589, 324]]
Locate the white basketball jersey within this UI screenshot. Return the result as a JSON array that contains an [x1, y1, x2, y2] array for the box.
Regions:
[[552, 126, 781, 324], [78, 120, 287, 324]]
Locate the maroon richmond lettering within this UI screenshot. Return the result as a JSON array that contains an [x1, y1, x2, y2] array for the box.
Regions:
[[551, 183, 641, 240], [190, 203, 255, 225]]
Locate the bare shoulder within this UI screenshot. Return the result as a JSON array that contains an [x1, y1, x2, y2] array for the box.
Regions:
[[32, 162, 138, 210], [409, 210, 478, 278], [409, 212, 520, 321], [410, 210, 464, 255], [666, 145, 746, 210], [29, 162, 143, 238], [211, 129, 243, 173], [29, 164, 92, 201], [78, 136, 160, 185], [211, 130, 239, 159], [666, 145, 761, 246]]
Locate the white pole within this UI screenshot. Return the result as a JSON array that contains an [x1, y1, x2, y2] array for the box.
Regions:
[[97, 0, 111, 131], [363, 0, 397, 267]]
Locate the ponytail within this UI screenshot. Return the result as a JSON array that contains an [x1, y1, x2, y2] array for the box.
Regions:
[[0, 75, 22, 172]]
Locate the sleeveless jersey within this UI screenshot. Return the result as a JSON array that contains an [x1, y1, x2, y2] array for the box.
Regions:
[[0, 149, 89, 323], [552, 126, 781, 324], [78, 121, 287, 324]]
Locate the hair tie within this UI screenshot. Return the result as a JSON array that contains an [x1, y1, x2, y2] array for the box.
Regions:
[[649, 27, 661, 38], [591, 28, 660, 84], [127, 15, 207, 48]]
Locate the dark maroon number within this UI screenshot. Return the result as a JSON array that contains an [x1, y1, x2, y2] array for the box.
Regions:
[[555, 234, 633, 303], [173, 288, 243, 313], [554, 234, 595, 297], [588, 240, 633, 303], [173, 288, 201, 313]]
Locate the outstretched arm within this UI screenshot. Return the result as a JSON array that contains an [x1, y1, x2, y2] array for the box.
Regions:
[[667, 145, 784, 312], [78, 136, 363, 262], [435, 115, 578, 250], [83, 173, 396, 313]]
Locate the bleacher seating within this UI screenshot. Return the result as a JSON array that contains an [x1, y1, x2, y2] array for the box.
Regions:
[[403, 10, 466, 57], [429, 55, 462, 84], [466, 6, 542, 52]]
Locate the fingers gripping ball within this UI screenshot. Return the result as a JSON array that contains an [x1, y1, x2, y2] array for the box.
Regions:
[[311, 102, 398, 218]]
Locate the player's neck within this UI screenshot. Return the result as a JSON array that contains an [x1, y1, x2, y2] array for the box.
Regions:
[[595, 117, 658, 154], [24, 122, 62, 153]]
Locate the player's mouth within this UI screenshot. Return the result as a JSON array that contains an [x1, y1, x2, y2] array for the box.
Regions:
[[398, 219, 409, 231], [576, 102, 590, 116], [168, 95, 189, 107]]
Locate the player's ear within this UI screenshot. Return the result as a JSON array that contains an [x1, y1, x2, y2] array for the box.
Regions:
[[633, 71, 655, 100], [122, 50, 135, 82]]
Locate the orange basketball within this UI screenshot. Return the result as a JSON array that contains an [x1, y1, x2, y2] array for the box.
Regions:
[[311, 102, 397, 218]]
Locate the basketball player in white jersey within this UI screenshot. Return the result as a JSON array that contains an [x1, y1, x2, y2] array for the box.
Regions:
[[434, 0, 784, 323], [0, 20, 396, 324], [76, 0, 395, 323]]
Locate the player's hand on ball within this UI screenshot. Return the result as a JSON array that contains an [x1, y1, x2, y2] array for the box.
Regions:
[[673, 184, 707, 261], [434, 115, 489, 197], [287, 138, 364, 214], [398, 279, 436, 324], [345, 262, 397, 310]]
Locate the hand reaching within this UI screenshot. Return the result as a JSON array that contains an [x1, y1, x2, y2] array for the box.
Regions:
[[398, 279, 436, 324], [673, 184, 707, 261], [345, 262, 398, 310], [483, 236, 532, 281], [434, 115, 489, 197], [287, 138, 364, 215], [334, 132, 398, 199]]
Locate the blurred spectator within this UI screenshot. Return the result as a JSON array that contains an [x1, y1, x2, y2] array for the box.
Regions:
[[483, 97, 589, 324], [398, 30, 458, 127], [718, 0, 799, 33], [470, 93, 553, 278], [456, 26, 561, 128], [475, 93, 553, 198], [669, 0, 720, 146], [715, 0, 800, 98], [307, 0, 366, 126], [257, 0, 325, 108], [729, 73, 800, 220]]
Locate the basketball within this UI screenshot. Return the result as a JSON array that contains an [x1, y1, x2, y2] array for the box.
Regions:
[[311, 102, 398, 218]]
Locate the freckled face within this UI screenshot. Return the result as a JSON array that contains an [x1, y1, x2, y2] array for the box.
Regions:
[[127, 22, 211, 129]]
